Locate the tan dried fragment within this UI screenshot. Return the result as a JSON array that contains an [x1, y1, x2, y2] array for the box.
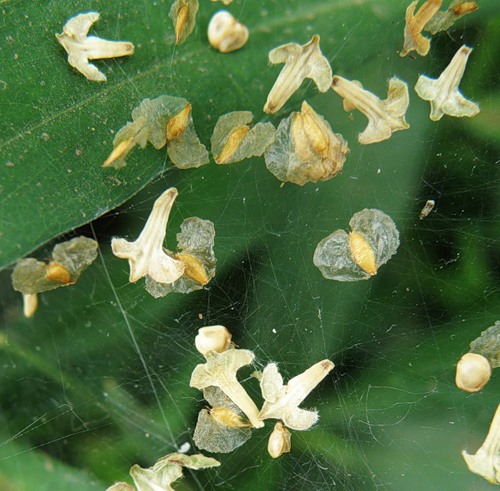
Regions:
[[424, 0, 478, 35], [419, 199, 435, 219], [258, 360, 334, 431], [268, 422, 292, 458], [264, 35, 332, 114], [211, 0, 233, 4], [462, 403, 500, 485], [331, 76, 410, 144], [208, 11, 249, 53], [111, 188, 185, 284], [264, 102, 348, 186], [190, 349, 265, 428], [56, 12, 134, 82], [106, 452, 220, 491], [415, 45, 479, 121], [400, 0, 442, 58], [211, 111, 275, 165], [12, 237, 98, 317], [169, 0, 199, 45]]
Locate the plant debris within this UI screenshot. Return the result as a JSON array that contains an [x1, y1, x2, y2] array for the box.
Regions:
[[331, 76, 410, 144], [102, 95, 209, 169], [56, 11, 134, 82], [264, 101, 348, 185], [211, 111, 275, 164], [313, 209, 400, 281], [415, 45, 480, 121], [208, 11, 249, 53], [264, 35, 332, 114]]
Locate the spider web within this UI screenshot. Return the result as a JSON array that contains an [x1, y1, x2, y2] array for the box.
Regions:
[[0, 2, 499, 491]]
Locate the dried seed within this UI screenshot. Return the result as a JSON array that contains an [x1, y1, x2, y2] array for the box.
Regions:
[[419, 199, 435, 219], [331, 76, 410, 144], [211, 111, 275, 165], [349, 232, 377, 276], [264, 35, 332, 114], [455, 353, 491, 393], [56, 12, 134, 82], [264, 101, 348, 185], [175, 253, 209, 285], [195, 326, 232, 355], [208, 11, 249, 53], [46, 262, 72, 284], [313, 209, 400, 282], [210, 407, 252, 428], [415, 45, 479, 121], [268, 422, 292, 458], [169, 0, 199, 45], [166, 102, 192, 141]]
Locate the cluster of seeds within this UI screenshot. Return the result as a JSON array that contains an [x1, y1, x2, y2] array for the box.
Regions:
[[10, 1, 490, 488]]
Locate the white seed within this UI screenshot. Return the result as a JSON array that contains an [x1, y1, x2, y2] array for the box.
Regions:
[[195, 325, 232, 355], [456, 353, 492, 393], [207, 11, 249, 53]]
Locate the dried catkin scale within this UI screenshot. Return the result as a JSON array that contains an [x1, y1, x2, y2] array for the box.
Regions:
[[455, 353, 492, 392], [207, 11, 249, 53]]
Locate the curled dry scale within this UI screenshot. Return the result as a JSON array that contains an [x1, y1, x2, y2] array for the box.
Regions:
[[313, 209, 400, 282], [9, 0, 486, 487]]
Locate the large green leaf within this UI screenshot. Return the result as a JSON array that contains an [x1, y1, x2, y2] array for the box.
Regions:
[[1, 1, 499, 490]]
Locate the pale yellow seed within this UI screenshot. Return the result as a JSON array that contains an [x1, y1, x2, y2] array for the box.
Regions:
[[210, 407, 252, 428], [175, 4, 189, 44], [456, 352, 491, 393], [23, 293, 38, 318], [349, 232, 377, 276], [176, 253, 209, 285], [167, 103, 192, 141], [268, 422, 291, 458], [216, 125, 250, 164], [102, 138, 134, 168], [46, 262, 72, 284], [292, 102, 330, 160]]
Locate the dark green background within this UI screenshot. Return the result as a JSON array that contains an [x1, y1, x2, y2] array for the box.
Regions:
[[0, 1, 499, 489]]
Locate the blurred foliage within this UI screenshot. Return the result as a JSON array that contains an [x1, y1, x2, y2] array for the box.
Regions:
[[0, 0, 499, 490]]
